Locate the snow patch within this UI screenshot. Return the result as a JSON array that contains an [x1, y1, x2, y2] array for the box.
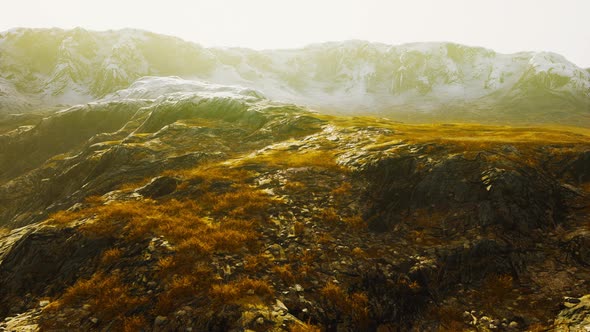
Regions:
[[104, 76, 265, 102]]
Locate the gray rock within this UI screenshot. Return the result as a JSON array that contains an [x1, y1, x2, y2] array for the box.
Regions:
[[154, 316, 167, 326], [136, 176, 180, 198]]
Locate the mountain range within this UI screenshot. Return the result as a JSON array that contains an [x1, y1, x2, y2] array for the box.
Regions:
[[1, 27, 589, 125], [0, 27, 590, 331]]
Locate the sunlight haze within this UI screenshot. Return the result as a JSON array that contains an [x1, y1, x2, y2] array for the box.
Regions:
[[1, 0, 589, 67]]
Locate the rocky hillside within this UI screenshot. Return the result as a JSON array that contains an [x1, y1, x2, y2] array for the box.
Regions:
[[1, 28, 589, 126], [0, 82, 589, 331]]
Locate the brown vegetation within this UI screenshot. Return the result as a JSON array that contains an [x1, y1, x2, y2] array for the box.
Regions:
[[210, 278, 274, 305], [319, 282, 369, 328], [54, 273, 147, 324]]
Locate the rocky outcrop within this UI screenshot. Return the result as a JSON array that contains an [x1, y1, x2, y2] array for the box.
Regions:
[[361, 148, 569, 234], [0, 224, 112, 317]]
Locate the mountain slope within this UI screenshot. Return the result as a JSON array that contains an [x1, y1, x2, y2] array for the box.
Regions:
[[0, 81, 589, 330], [1, 28, 588, 125]]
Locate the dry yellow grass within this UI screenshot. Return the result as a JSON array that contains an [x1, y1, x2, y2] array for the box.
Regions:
[[317, 114, 590, 146], [351, 247, 367, 258], [210, 278, 274, 305], [290, 322, 322, 332], [211, 187, 273, 219], [100, 248, 123, 266], [331, 182, 352, 197], [272, 264, 295, 283], [243, 253, 272, 273], [47, 191, 264, 254], [320, 207, 340, 224], [342, 214, 366, 230], [284, 180, 306, 192], [122, 316, 147, 332], [164, 165, 253, 183], [155, 273, 210, 314], [239, 149, 343, 171], [320, 282, 369, 327], [57, 273, 147, 320], [42, 160, 283, 325]]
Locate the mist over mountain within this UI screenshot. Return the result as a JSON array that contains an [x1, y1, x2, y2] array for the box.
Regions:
[[1, 26, 590, 331], [1, 27, 589, 125]]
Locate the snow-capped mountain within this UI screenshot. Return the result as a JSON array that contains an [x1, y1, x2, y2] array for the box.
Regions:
[[0, 28, 588, 125]]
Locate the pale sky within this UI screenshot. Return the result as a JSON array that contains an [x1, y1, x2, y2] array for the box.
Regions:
[[1, 0, 589, 67]]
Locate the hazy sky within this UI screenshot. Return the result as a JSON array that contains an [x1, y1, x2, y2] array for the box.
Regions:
[[2, 0, 589, 67]]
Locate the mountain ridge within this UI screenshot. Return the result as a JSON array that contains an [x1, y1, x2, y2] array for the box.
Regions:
[[1, 27, 588, 126]]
